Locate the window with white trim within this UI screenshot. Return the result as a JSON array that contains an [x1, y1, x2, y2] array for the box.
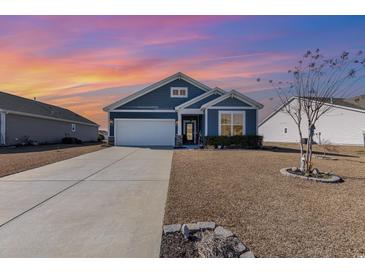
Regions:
[[71, 123, 76, 132], [219, 111, 245, 136], [170, 87, 188, 98]]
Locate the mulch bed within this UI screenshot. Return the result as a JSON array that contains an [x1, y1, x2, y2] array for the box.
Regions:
[[160, 233, 199, 258]]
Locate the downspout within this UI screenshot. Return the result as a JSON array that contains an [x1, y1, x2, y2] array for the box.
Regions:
[[0, 112, 6, 145]]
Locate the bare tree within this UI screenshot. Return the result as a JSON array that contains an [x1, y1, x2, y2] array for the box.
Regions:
[[258, 49, 365, 173]]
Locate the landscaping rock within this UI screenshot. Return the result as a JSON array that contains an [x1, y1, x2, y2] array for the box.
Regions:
[[240, 251, 255, 258], [280, 167, 342, 183], [181, 224, 190, 239], [291, 167, 299, 172], [232, 239, 247, 253], [312, 168, 320, 175], [185, 223, 201, 231], [161, 222, 251, 258], [197, 221, 216, 230], [163, 224, 182, 234], [214, 226, 233, 238]]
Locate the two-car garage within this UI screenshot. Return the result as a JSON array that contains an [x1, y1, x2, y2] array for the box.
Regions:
[[114, 119, 176, 147]]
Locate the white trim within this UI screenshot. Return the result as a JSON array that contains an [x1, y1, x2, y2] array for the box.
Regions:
[[178, 108, 203, 115], [218, 110, 246, 136], [0, 112, 6, 145], [175, 87, 226, 110], [107, 111, 110, 138], [103, 72, 211, 111], [0, 108, 98, 127], [322, 102, 365, 113], [113, 118, 176, 147], [110, 109, 176, 113], [207, 106, 256, 109], [201, 90, 263, 109], [170, 87, 188, 98], [204, 108, 208, 136], [177, 112, 182, 135], [256, 109, 258, 135]]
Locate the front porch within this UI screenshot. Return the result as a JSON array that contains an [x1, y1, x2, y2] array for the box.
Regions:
[[177, 112, 204, 146]]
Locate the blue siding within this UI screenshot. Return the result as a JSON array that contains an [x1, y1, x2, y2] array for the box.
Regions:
[[187, 93, 221, 109], [213, 97, 250, 107], [109, 112, 177, 136], [207, 109, 257, 136], [116, 79, 206, 110]]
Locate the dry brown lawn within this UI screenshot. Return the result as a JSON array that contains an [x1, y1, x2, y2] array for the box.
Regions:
[[0, 143, 107, 178], [164, 143, 365, 257]]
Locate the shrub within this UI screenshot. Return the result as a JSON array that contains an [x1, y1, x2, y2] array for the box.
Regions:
[[62, 137, 82, 144], [97, 134, 105, 142], [204, 135, 263, 149]]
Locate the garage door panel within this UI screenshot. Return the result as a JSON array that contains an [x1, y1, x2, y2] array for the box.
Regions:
[[115, 119, 175, 146]]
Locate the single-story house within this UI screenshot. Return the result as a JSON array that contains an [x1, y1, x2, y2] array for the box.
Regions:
[[0, 91, 99, 146], [258, 96, 365, 146], [103, 72, 263, 147]]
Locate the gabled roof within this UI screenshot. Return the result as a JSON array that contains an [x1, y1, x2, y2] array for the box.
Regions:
[[175, 87, 226, 110], [0, 91, 98, 126], [259, 96, 365, 127], [201, 90, 264, 109], [103, 72, 212, 111]]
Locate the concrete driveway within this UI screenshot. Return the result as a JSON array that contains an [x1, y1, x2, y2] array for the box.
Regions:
[[0, 147, 173, 257]]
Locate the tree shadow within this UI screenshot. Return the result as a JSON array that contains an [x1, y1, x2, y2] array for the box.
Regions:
[[263, 145, 358, 158]]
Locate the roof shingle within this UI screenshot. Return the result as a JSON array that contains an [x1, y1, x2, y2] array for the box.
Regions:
[[0, 91, 98, 126]]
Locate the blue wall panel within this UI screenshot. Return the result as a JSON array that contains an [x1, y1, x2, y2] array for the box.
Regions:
[[116, 79, 207, 110], [213, 97, 250, 107], [187, 93, 221, 109]]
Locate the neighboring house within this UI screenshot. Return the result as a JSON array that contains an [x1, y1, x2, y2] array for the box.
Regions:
[[259, 96, 365, 146], [103, 72, 263, 147], [0, 91, 99, 146]]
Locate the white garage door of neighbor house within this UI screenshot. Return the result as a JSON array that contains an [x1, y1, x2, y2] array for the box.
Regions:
[[115, 119, 175, 146]]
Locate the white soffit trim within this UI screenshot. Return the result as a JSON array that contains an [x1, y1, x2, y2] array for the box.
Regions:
[[175, 87, 226, 110], [103, 72, 212, 111], [178, 108, 203, 115], [201, 90, 263, 110]]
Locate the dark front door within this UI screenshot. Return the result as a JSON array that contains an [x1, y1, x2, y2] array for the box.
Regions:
[[183, 120, 196, 145]]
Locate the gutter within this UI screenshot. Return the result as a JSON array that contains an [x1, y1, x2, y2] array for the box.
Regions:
[[0, 108, 99, 127]]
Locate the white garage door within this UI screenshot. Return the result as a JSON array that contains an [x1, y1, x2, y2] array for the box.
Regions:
[[115, 119, 175, 146]]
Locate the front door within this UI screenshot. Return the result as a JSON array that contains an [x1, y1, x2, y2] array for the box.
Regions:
[[183, 120, 196, 145]]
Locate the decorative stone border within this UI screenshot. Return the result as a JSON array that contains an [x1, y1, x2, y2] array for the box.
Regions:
[[280, 167, 342, 183], [163, 222, 255, 258]]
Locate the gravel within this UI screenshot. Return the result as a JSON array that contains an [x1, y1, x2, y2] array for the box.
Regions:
[[0, 143, 106, 178], [164, 143, 365, 257]]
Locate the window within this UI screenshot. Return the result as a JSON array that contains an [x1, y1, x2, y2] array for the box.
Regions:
[[170, 87, 188, 98], [284, 128, 288, 134], [71, 123, 76, 132], [219, 111, 245, 136]]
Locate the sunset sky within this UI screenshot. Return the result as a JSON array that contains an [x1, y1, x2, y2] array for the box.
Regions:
[[0, 16, 364, 128]]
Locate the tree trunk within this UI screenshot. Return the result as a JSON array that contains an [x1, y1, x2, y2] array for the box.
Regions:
[[305, 124, 314, 173], [297, 124, 306, 172]]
